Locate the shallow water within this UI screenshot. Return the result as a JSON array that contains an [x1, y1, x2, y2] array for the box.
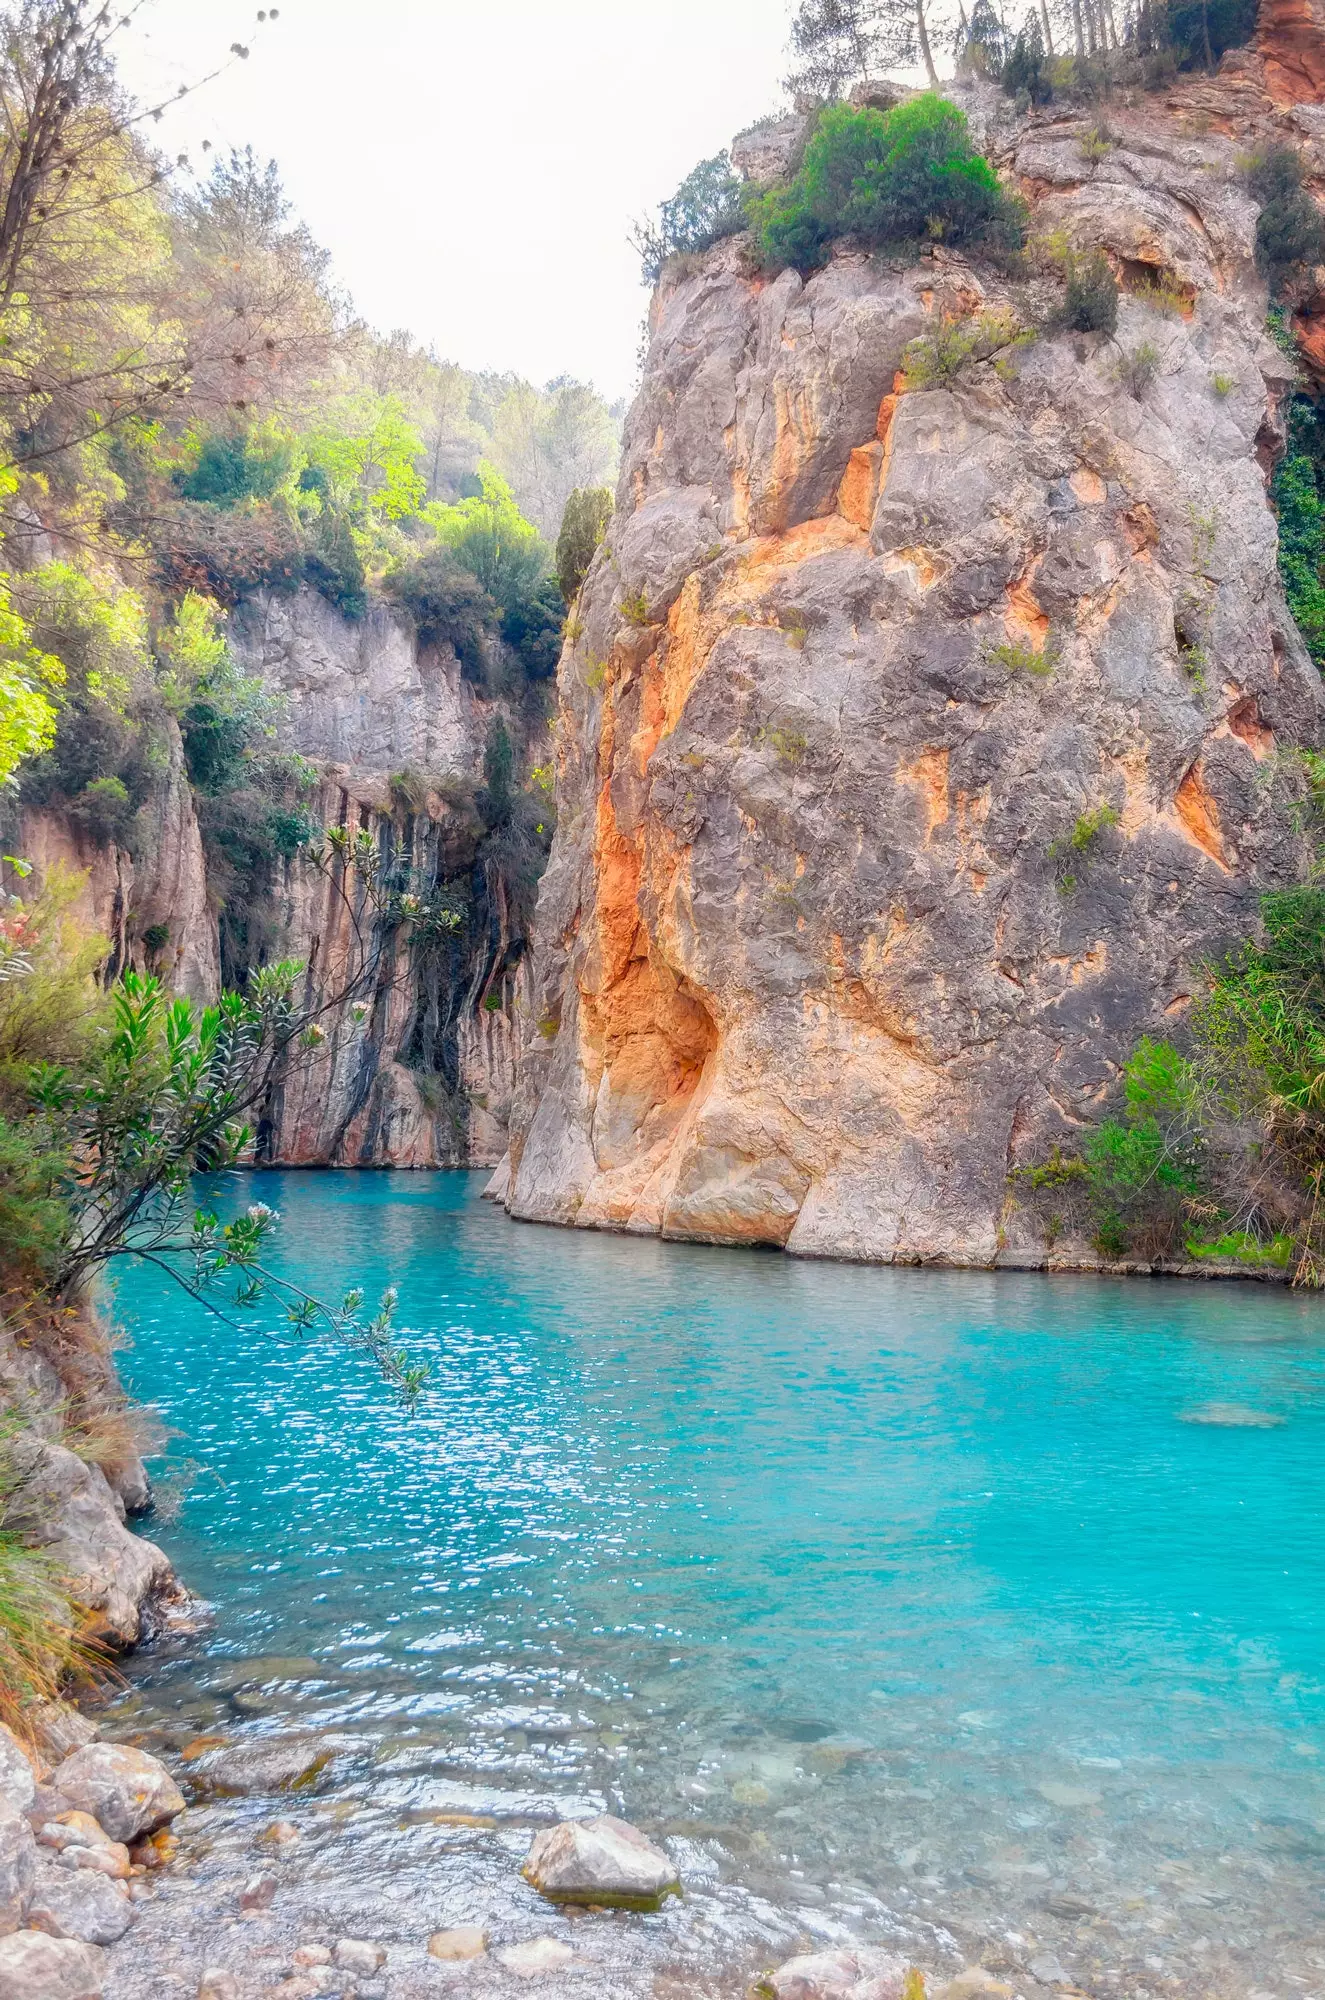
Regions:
[[104, 1170, 1325, 1998]]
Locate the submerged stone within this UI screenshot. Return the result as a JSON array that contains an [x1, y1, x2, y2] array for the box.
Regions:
[[522, 1814, 680, 1909], [428, 1926, 488, 1960], [496, 1937, 575, 1976]]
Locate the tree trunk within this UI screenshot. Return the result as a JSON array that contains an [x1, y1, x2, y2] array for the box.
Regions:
[[1072, 0, 1086, 59], [916, 0, 940, 86], [1040, 0, 1056, 53]]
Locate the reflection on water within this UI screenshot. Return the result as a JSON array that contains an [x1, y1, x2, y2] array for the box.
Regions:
[[105, 1170, 1325, 1997]]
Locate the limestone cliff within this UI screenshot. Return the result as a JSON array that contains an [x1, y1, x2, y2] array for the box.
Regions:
[[499, 63, 1325, 1266], [12, 720, 219, 1004], [229, 590, 538, 1168]]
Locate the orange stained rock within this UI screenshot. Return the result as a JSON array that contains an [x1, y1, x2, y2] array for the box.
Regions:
[[1004, 562, 1050, 649], [883, 545, 947, 593], [1070, 466, 1107, 505], [837, 442, 885, 532], [581, 780, 716, 1131], [897, 747, 951, 840], [629, 574, 710, 775], [763, 375, 820, 531], [738, 513, 867, 575], [1174, 760, 1230, 869], [1258, 0, 1325, 101], [1223, 694, 1276, 760]]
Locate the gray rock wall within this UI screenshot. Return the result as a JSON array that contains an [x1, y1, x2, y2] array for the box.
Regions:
[[501, 82, 1325, 1268]]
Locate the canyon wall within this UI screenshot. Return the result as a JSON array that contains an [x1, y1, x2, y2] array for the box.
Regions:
[[228, 590, 532, 1169], [497, 64, 1325, 1266]]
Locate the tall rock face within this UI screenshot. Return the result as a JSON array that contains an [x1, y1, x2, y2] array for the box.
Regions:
[[500, 73, 1325, 1265], [230, 591, 534, 1169], [13, 720, 219, 1004]]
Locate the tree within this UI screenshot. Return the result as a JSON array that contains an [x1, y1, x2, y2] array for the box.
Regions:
[[556, 486, 613, 605], [424, 463, 550, 612], [0, 575, 63, 784], [631, 152, 747, 285], [173, 147, 336, 421], [489, 378, 618, 540], [0, 4, 281, 494], [784, 0, 941, 98]]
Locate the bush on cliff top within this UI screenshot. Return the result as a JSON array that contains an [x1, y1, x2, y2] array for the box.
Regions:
[[749, 97, 1026, 275], [633, 152, 747, 284]]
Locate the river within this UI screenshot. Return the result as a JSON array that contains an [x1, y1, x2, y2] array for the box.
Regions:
[[100, 1169, 1325, 1998]]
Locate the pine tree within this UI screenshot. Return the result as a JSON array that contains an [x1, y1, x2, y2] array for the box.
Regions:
[[784, 0, 942, 98]]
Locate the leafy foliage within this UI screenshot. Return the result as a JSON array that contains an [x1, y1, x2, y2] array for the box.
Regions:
[[556, 486, 613, 604], [749, 98, 1025, 275], [1058, 248, 1119, 334], [1248, 147, 1325, 299], [385, 548, 498, 682], [634, 153, 747, 284], [1271, 391, 1325, 672]]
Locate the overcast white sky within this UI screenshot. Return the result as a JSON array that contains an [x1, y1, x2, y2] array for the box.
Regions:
[[115, 2, 793, 404]]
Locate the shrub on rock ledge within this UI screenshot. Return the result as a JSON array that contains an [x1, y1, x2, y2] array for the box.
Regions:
[[749, 96, 1026, 274]]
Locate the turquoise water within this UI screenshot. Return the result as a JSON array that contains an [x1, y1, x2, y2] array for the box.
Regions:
[[109, 1170, 1325, 1995]]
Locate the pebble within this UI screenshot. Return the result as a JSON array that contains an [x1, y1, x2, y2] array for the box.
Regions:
[[496, 1936, 575, 1976], [196, 1973, 239, 2000], [292, 1944, 332, 1967], [239, 1870, 277, 1912], [523, 1814, 680, 1909], [334, 1937, 386, 1972], [258, 1819, 301, 1847], [427, 1926, 488, 1960]]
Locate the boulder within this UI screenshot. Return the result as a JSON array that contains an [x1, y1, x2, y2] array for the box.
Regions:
[[25, 1706, 96, 1768], [522, 1814, 680, 1909], [495, 1937, 574, 1977], [26, 1867, 134, 1946], [47, 1745, 183, 1845], [6, 1436, 175, 1647], [0, 1730, 36, 1815], [0, 1802, 36, 1937], [428, 1926, 487, 1960], [0, 1931, 105, 1999]]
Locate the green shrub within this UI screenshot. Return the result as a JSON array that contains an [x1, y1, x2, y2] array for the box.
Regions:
[[1271, 394, 1325, 669], [1117, 339, 1160, 397], [69, 776, 134, 845], [178, 425, 294, 508], [1058, 249, 1118, 333], [302, 512, 366, 620], [634, 152, 746, 283], [749, 97, 1026, 275], [154, 500, 304, 606], [556, 487, 613, 605], [1000, 20, 1053, 102], [385, 549, 499, 682], [1187, 1229, 1294, 1266], [501, 576, 564, 681], [1249, 147, 1325, 297], [986, 634, 1057, 676]]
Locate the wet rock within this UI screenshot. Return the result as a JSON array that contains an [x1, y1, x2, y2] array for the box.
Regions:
[[755, 1951, 910, 1999], [0, 1801, 37, 1935], [127, 1828, 177, 1870], [196, 1974, 239, 2000], [0, 1930, 105, 1999], [188, 1735, 335, 1798], [57, 1847, 129, 1884], [292, 1944, 332, 1967], [25, 1706, 96, 1768], [427, 1926, 487, 1960], [334, 1938, 385, 1973], [239, 1870, 277, 1911], [522, 1814, 680, 1909], [936, 1974, 1015, 2000], [0, 1729, 36, 1814], [38, 1812, 131, 1880], [257, 1818, 301, 1847], [26, 1865, 134, 1945], [496, 1937, 575, 1977], [47, 1745, 183, 1845]]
